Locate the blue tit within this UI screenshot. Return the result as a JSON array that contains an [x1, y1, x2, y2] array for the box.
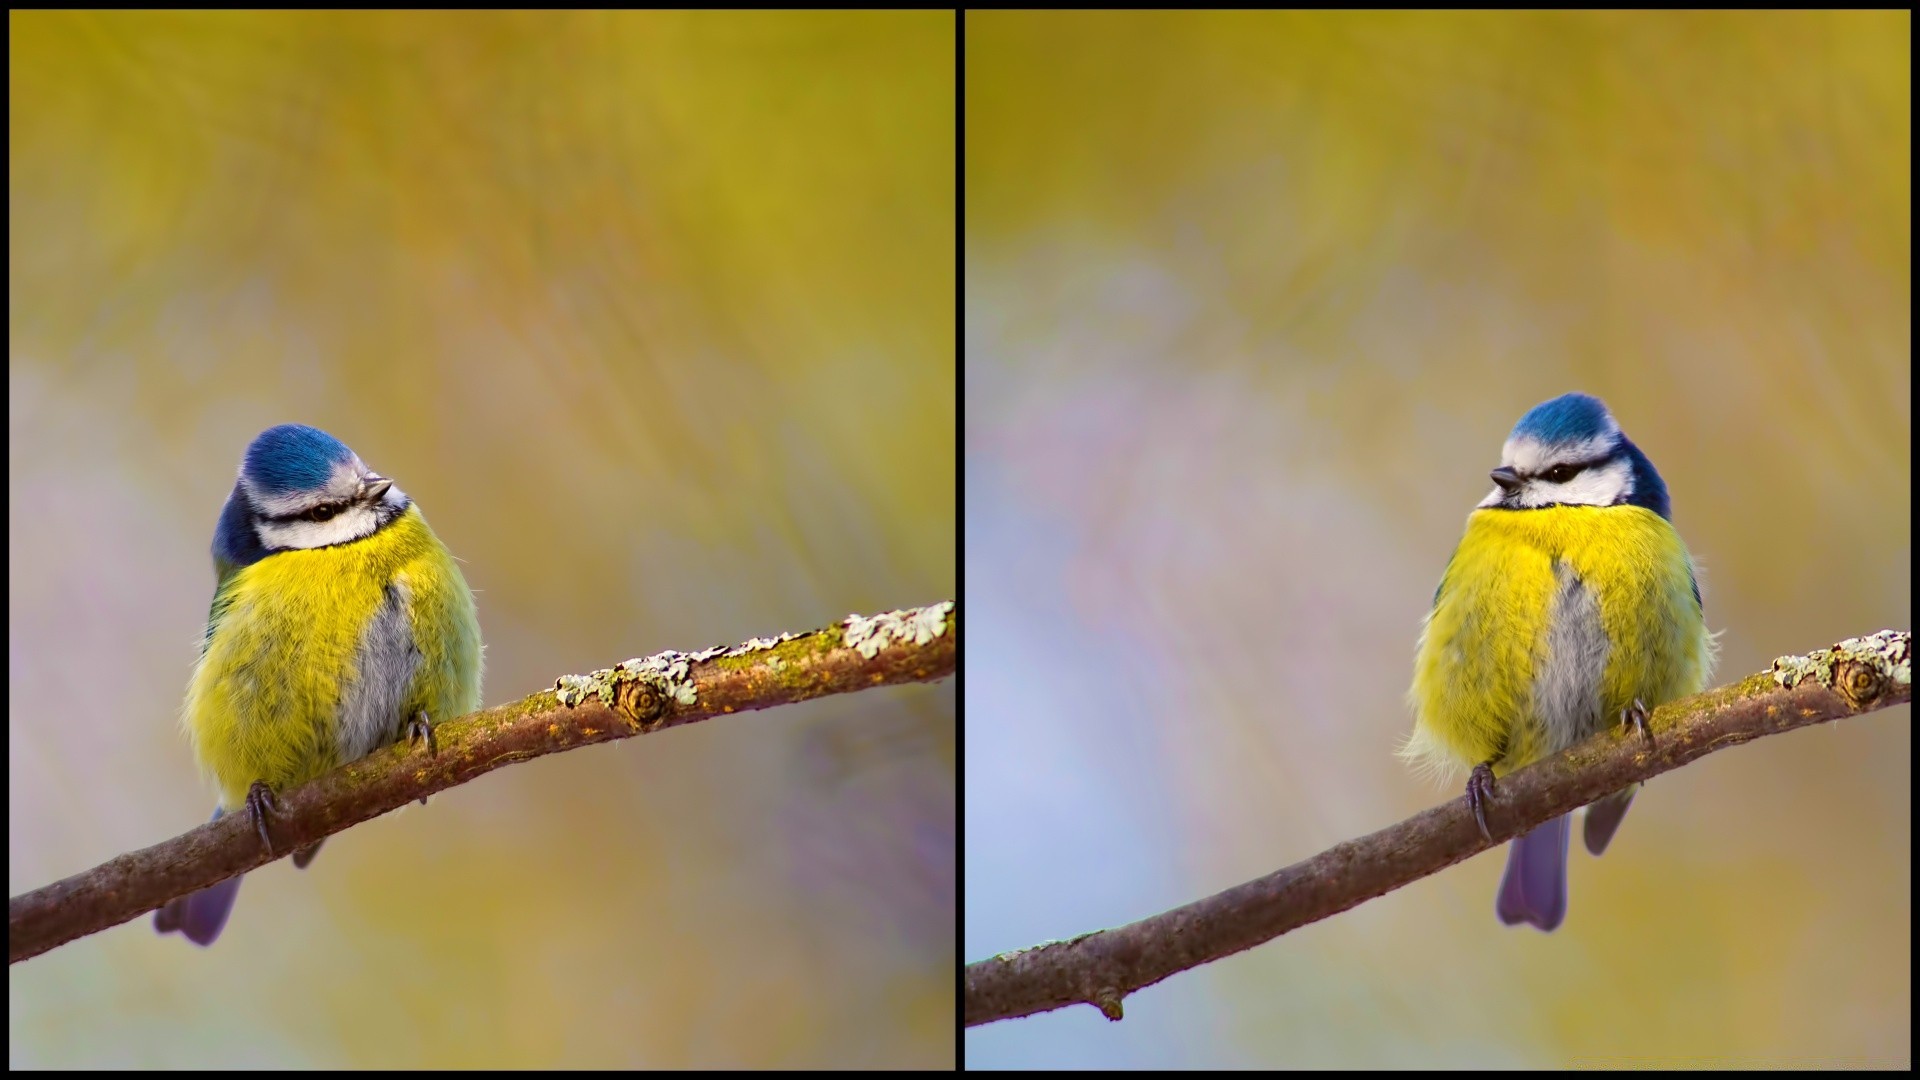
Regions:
[[1406, 393, 1714, 931], [154, 424, 482, 945]]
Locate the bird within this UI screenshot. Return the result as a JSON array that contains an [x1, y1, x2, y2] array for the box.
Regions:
[[1405, 392, 1714, 931], [155, 424, 482, 945]]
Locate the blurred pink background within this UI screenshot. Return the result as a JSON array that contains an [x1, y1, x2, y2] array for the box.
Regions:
[[965, 10, 1908, 1069], [11, 11, 954, 1068]]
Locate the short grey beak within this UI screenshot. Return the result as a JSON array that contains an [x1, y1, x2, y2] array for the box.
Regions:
[[361, 474, 394, 501], [1489, 466, 1523, 492]]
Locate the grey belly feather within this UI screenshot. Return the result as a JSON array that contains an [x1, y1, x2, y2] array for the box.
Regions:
[[1534, 561, 1611, 754], [336, 579, 422, 762]]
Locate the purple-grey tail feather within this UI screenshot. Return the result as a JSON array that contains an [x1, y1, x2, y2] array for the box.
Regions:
[[153, 806, 243, 946], [1582, 784, 1638, 856], [1497, 813, 1571, 932], [292, 839, 326, 869], [154, 875, 242, 945]]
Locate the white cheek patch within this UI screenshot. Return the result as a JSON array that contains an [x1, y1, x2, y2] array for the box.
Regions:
[[1519, 455, 1634, 508], [254, 503, 383, 550], [1478, 454, 1634, 509]]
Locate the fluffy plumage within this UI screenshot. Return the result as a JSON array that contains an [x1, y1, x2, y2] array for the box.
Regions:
[[186, 504, 482, 805], [1407, 393, 1713, 931], [156, 426, 482, 945]]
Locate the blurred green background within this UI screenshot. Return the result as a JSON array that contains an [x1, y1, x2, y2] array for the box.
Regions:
[[966, 11, 1907, 1069], [10, 11, 953, 1069]]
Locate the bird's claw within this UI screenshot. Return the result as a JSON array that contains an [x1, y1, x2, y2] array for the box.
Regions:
[[1466, 763, 1497, 841], [245, 780, 278, 855], [406, 711, 437, 757], [406, 711, 435, 806], [1623, 698, 1653, 747]]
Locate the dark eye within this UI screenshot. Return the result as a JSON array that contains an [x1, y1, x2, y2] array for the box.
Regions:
[[305, 504, 337, 522], [1543, 464, 1581, 484]]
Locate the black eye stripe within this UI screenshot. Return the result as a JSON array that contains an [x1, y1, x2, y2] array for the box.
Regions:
[[1530, 455, 1611, 480], [261, 501, 351, 524]]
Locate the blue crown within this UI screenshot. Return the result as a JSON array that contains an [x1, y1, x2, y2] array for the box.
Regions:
[[1511, 393, 1674, 521], [242, 424, 355, 495], [1510, 393, 1616, 445]]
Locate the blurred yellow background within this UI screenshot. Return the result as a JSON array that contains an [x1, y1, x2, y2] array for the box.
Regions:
[[10, 11, 953, 1069], [965, 11, 1907, 1069]]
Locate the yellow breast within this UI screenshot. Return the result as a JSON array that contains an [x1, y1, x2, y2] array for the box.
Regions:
[[183, 506, 481, 808], [1406, 504, 1712, 779]]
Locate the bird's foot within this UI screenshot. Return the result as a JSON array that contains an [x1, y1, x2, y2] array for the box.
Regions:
[[1466, 762, 1497, 841], [244, 780, 278, 855], [1622, 698, 1653, 747], [406, 711, 437, 757], [406, 711, 435, 806]]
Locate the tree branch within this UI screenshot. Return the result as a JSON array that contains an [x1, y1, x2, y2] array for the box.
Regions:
[[964, 629, 1909, 1028], [10, 600, 957, 964]]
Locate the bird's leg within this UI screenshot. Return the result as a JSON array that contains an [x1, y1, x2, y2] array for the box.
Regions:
[[1622, 698, 1653, 748], [406, 710, 435, 806], [406, 710, 437, 757], [1466, 762, 1497, 841], [244, 780, 278, 855]]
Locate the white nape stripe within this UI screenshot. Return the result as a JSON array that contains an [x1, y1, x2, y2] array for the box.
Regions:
[[1499, 432, 1618, 476], [240, 457, 369, 518]]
